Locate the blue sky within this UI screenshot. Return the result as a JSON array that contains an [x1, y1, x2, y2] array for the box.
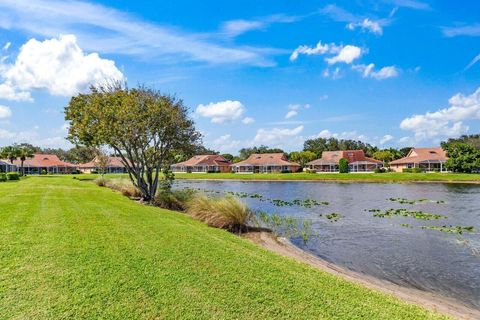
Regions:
[[0, 0, 479, 154]]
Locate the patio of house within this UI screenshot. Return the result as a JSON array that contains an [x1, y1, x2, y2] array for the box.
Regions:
[[390, 147, 448, 172], [171, 155, 231, 173], [0, 160, 17, 173], [231, 153, 301, 173], [307, 150, 382, 173]]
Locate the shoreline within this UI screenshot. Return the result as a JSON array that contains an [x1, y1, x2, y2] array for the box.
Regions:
[[243, 231, 480, 320], [176, 177, 480, 184]]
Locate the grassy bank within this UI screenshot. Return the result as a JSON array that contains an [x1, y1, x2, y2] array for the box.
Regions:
[[0, 176, 448, 319], [173, 172, 480, 183]]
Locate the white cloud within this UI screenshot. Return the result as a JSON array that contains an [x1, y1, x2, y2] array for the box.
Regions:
[[313, 129, 367, 141], [0, 105, 12, 119], [253, 125, 304, 146], [290, 41, 332, 61], [221, 14, 299, 38], [326, 45, 362, 64], [347, 19, 383, 35], [380, 134, 394, 144], [388, 0, 431, 10], [0, 83, 32, 101], [400, 87, 480, 140], [208, 134, 242, 153], [465, 53, 480, 70], [242, 117, 255, 124], [288, 103, 310, 110], [0, 0, 276, 66], [1, 35, 124, 97], [443, 24, 480, 37], [196, 100, 245, 124], [2, 42, 11, 51], [352, 63, 399, 79], [323, 67, 342, 79], [285, 110, 297, 119]]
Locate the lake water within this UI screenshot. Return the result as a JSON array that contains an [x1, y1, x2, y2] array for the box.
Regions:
[[175, 180, 480, 309]]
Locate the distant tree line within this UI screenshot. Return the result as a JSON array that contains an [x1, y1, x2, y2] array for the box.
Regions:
[[441, 134, 480, 173]]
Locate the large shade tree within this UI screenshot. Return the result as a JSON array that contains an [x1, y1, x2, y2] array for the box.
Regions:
[[65, 85, 201, 201]]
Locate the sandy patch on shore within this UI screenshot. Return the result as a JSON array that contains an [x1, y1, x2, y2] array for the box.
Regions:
[[243, 231, 480, 320]]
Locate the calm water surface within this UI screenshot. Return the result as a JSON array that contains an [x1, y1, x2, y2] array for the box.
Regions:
[[175, 180, 480, 309]]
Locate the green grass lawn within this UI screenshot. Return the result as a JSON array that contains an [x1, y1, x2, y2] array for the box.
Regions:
[[173, 172, 480, 183], [0, 177, 448, 319]]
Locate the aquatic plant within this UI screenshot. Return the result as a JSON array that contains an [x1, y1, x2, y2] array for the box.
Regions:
[[325, 213, 340, 222], [253, 211, 316, 242], [400, 223, 412, 228], [387, 197, 446, 205], [421, 225, 475, 234], [370, 208, 446, 220]]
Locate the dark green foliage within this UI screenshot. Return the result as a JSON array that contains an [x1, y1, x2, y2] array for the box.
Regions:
[[154, 188, 196, 211], [238, 145, 285, 160], [303, 137, 378, 157], [441, 134, 480, 150], [6, 172, 20, 180], [339, 158, 349, 173], [326, 213, 340, 221], [221, 153, 234, 162], [443, 142, 480, 173], [0, 173, 6, 182], [421, 225, 475, 234], [369, 208, 446, 220]]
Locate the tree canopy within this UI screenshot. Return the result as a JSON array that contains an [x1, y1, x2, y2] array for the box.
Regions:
[[238, 146, 285, 160], [65, 85, 201, 201], [303, 137, 378, 157]]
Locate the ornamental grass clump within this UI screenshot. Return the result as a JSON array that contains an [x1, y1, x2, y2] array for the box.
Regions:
[[154, 188, 196, 211], [95, 177, 142, 198], [186, 195, 252, 233]]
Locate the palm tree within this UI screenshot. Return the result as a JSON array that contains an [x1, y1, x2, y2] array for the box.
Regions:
[[0, 146, 20, 164], [18, 146, 34, 176]]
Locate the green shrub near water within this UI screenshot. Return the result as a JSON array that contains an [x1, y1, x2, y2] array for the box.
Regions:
[[0, 173, 6, 182], [154, 188, 196, 211], [6, 172, 20, 180], [339, 158, 349, 173], [186, 195, 252, 232]]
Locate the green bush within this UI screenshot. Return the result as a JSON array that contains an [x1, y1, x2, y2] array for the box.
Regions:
[[339, 158, 349, 173], [281, 170, 291, 173], [412, 167, 425, 173], [402, 168, 412, 173], [154, 189, 196, 211], [186, 195, 252, 233], [6, 172, 20, 180], [374, 168, 386, 173], [41, 169, 47, 175], [305, 168, 317, 174], [0, 173, 6, 182]]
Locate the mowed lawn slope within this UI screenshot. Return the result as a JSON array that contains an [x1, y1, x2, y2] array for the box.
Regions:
[[0, 177, 447, 319]]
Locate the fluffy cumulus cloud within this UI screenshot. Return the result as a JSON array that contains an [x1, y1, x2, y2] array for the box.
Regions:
[[380, 134, 394, 144], [352, 63, 398, 79], [290, 41, 331, 61], [325, 45, 362, 65], [0, 105, 12, 119], [400, 87, 480, 140], [253, 125, 304, 146], [211, 134, 242, 153], [0, 83, 32, 101], [196, 100, 245, 124], [0, 35, 124, 98], [285, 110, 298, 119], [347, 19, 383, 35]]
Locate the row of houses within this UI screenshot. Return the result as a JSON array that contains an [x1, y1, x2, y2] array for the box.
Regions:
[[171, 147, 449, 173], [0, 154, 127, 174], [0, 147, 449, 174]]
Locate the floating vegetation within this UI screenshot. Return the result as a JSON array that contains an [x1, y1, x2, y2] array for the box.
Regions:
[[387, 197, 446, 205], [400, 223, 412, 228], [369, 208, 446, 220], [185, 187, 329, 208], [253, 211, 316, 243], [366, 209, 381, 213], [325, 213, 340, 222], [421, 225, 475, 234], [270, 198, 329, 208]]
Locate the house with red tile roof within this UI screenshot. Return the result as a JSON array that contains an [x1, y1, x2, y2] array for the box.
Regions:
[[171, 155, 231, 173], [10, 154, 77, 174], [307, 150, 382, 173], [231, 153, 301, 173], [79, 156, 128, 174], [389, 147, 448, 172]]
